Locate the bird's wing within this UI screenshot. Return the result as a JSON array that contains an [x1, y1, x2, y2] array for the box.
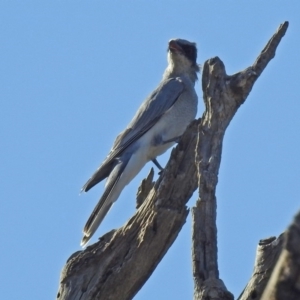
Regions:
[[82, 77, 184, 192], [111, 77, 185, 155]]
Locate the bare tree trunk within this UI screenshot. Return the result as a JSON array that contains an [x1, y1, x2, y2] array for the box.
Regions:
[[261, 211, 300, 300], [57, 22, 289, 300], [238, 209, 300, 300], [192, 22, 288, 300], [236, 210, 300, 300], [237, 235, 284, 300], [57, 119, 201, 300]]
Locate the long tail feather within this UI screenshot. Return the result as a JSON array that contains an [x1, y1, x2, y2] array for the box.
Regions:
[[81, 158, 129, 246], [81, 201, 113, 246], [81, 160, 115, 193]]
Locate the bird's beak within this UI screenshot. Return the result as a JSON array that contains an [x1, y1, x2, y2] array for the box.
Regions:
[[168, 40, 183, 53]]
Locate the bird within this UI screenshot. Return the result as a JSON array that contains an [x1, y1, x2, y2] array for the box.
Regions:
[[80, 38, 199, 246]]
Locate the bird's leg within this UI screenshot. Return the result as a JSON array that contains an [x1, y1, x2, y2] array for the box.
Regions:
[[151, 136, 182, 175], [152, 158, 164, 175]]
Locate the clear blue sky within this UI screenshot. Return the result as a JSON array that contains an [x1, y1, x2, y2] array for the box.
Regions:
[[1, 2, 299, 299]]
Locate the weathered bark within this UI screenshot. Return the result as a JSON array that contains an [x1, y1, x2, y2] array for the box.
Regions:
[[57, 22, 289, 300], [192, 22, 288, 300], [238, 236, 284, 300], [238, 210, 300, 300], [261, 211, 300, 300], [57, 119, 201, 300]]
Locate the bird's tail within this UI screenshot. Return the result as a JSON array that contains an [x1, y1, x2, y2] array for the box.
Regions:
[[81, 201, 113, 246], [81, 159, 115, 193], [81, 158, 129, 247]]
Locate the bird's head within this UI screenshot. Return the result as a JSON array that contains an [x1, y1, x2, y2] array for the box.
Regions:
[[166, 39, 200, 81]]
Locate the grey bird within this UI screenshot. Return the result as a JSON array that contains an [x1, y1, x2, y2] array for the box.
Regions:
[[81, 38, 199, 246]]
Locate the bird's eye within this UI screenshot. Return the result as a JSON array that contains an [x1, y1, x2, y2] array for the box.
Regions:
[[182, 45, 196, 63]]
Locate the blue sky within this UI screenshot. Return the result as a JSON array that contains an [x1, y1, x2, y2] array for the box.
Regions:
[[1, 2, 299, 299]]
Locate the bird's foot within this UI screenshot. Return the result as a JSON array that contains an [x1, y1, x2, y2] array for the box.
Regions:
[[152, 158, 164, 173]]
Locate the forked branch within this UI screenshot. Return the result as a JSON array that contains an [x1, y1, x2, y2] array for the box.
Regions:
[[57, 22, 288, 300], [192, 21, 288, 300]]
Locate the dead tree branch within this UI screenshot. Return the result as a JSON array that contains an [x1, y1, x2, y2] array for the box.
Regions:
[[57, 22, 288, 300], [192, 22, 288, 300], [57, 119, 201, 300], [261, 210, 300, 300], [239, 208, 300, 300], [238, 235, 284, 300]]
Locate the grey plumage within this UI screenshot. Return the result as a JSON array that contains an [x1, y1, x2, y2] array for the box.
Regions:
[[81, 38, 199, 246]]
